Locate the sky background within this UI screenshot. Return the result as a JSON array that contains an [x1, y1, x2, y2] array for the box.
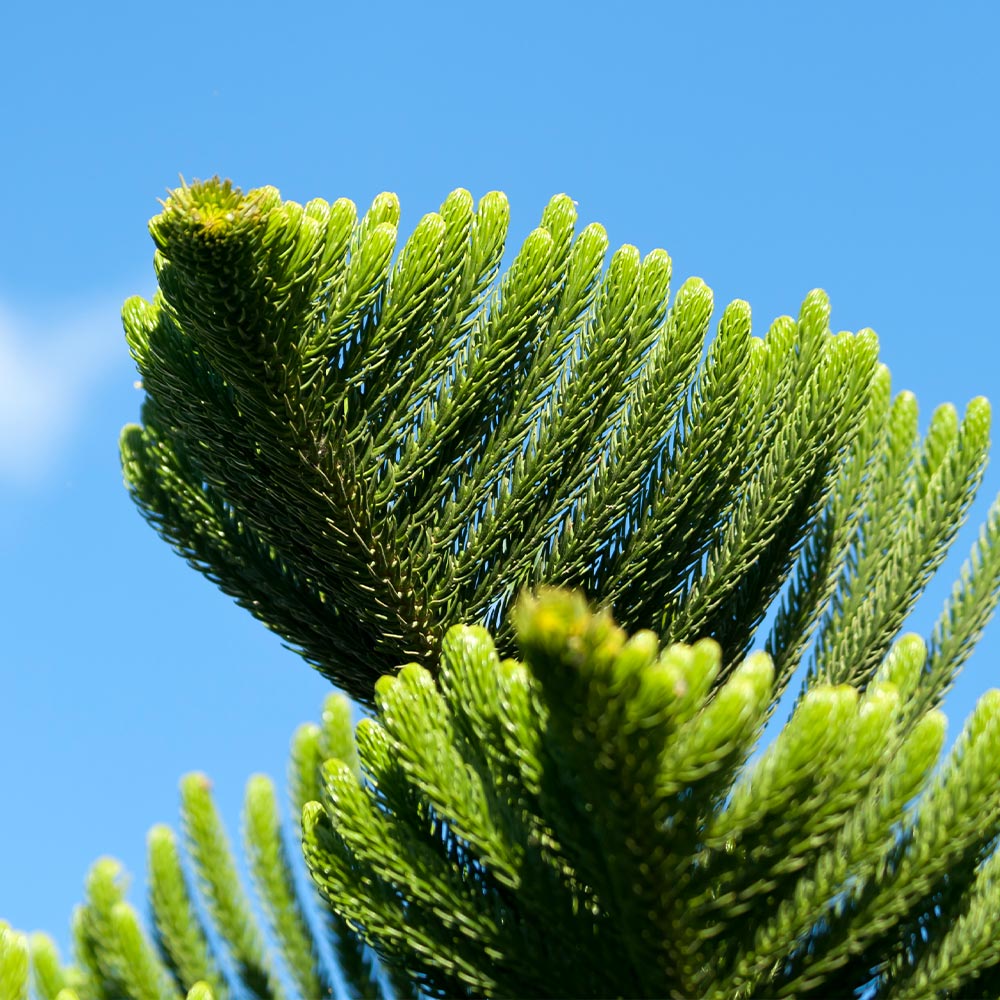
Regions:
[[2, 0, 999, 964]]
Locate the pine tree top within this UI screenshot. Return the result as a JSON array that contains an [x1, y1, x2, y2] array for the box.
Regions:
[[122, 178, 997, 708]]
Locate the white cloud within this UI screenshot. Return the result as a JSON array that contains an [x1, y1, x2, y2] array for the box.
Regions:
[[0, 298, 127, 487]]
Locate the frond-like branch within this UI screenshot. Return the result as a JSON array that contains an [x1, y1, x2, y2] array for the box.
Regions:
[[300, 590, 1000, 999], [124, 180, 979, 705]]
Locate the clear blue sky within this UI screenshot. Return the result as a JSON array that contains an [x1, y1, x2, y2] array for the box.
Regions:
[[2, 0, 998, 958]]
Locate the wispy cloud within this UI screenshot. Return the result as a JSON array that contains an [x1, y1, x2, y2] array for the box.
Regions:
[[0, 298, 127, 487]]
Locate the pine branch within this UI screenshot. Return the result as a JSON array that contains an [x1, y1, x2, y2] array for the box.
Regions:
[[298, 590, 1000, 998], [146, 826, 227, 999], [126, 181, 958, 706], [26, 749, 402, 1000], [813, 397, 991, 689], [764, 362, 892, 696], [16, 583, 1000, 999], [27, 934, 73, 1000], [1, 923, 30, 1000], [915, 491, 1000, 718], [243, 776, 329, 1000], [178, 775, 284, 1000]]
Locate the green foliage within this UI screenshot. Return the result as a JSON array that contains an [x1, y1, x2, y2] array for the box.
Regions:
[[6, 182, 1000, 998], [1, 922, 30, 1000], [297, 590, 1000, 998], [15, 719, 404, 1000], [122, 179, 933, 704], [26, 581, 1000, 999]]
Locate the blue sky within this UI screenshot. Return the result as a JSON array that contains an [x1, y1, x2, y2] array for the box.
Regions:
[[2, 0, 998, 959]]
